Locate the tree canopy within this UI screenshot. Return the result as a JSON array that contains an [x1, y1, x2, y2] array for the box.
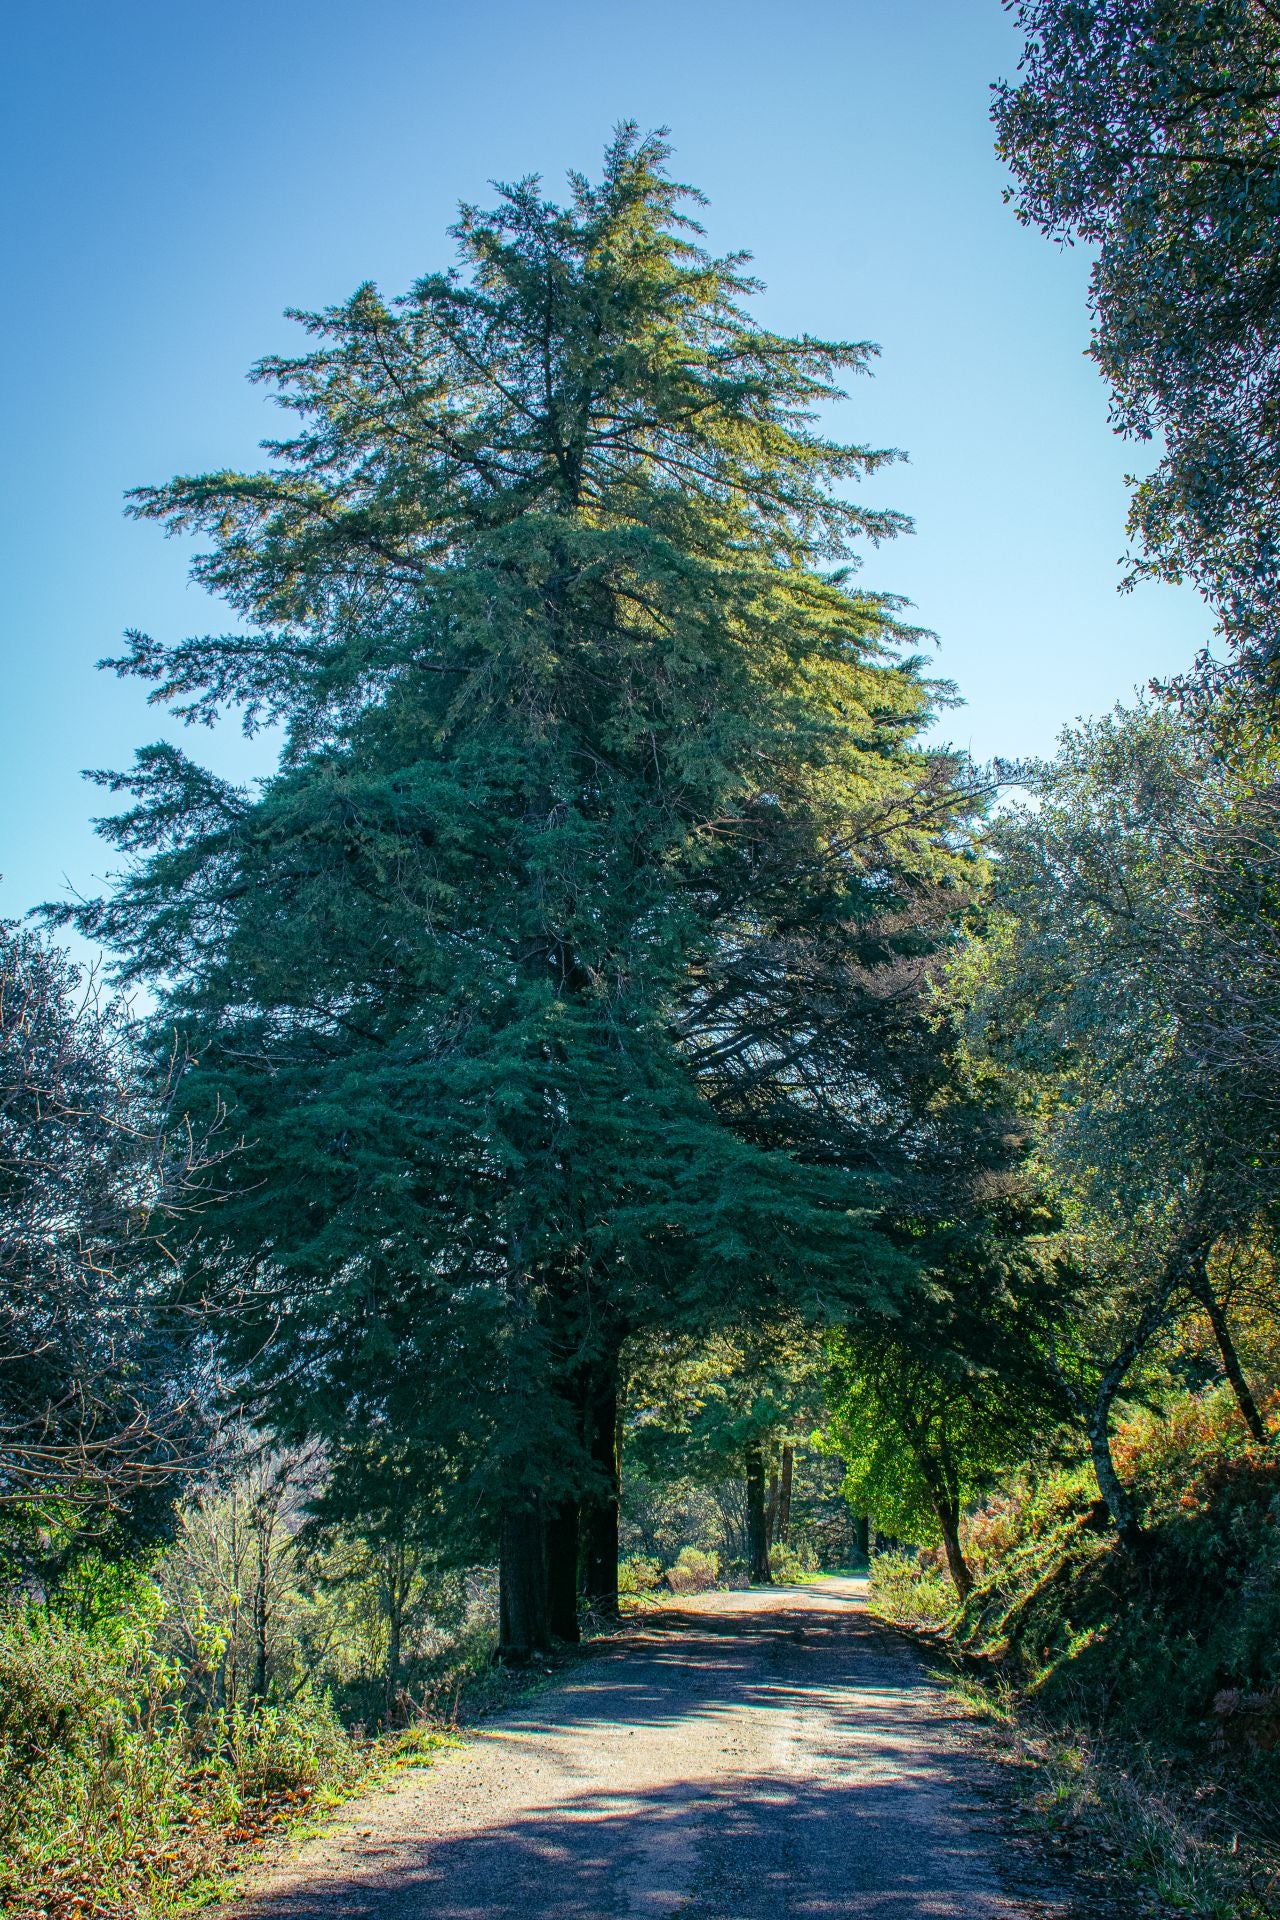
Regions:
[[63, 128, 985, 1652], [996, 0, 1280, 687]]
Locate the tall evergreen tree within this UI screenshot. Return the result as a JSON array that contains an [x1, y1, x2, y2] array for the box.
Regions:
[[67, 129, 976, 1656]]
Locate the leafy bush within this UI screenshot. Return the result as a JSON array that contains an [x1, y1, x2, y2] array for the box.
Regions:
[[617, 1554, 662, 1596], [0, 1590, 363, 1918], [665, 1547, 720, 1593], [869, 1552, 956, 1630], [768, 1540, 818, 1583]]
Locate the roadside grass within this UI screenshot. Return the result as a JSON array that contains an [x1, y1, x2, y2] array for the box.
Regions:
[[949, 1671, 1278, 1920], [870, 1558, 1279, 1918], [0, 1600, 611, 1920]]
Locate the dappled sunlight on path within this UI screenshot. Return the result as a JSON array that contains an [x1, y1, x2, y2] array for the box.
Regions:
[[225, 1579, 1074, 1919]]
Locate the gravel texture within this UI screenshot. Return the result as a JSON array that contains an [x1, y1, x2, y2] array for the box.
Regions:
[[223, 1576, 1078, 1919]]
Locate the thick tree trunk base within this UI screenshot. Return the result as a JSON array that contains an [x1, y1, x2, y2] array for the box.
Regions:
[[499, 1504, 551, 1662], [582, 1368, 620, 1619], [545, 1497, 581, 1643], [581, 1499, 619, 1619]]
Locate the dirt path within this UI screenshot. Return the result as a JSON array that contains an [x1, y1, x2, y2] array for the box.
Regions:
[[225, 1577, 1076, 1920]]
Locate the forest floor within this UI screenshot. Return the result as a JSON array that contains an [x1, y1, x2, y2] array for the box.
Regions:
[[218, 1577, 1099, 1920]]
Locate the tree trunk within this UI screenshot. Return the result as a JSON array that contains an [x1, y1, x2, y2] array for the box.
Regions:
[[1053, 1269, 1185, 1551], [914, 1442, 974, 1601], [765, 1460, 779, 1552], [777, 1442, 794, 1547], [251, 1524, 270, 1704], [499, 1502, 550, 1662], [544, 1497, 581, 1643], [935, 1501, 973, 1600], [853, 1514, 870, 1565], [1195, 1271, 1269, 1445], [252, 1580, 269, 1704], [385, 1542, 407, 1701], [1087, 1395, 1142, 1548], [746, 1444, 771, 1584], [581, 1365, 620, 1619]]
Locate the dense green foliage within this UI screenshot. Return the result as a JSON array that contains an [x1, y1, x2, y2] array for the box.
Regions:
[[996, 0, 1280, 685], [941, 701, 1280, 1548], [956, 1397, 1280, 1734], [625, 1322, 851, 1582], [57, 128, 985, 1658], [826, 1281, 1051, 1595]]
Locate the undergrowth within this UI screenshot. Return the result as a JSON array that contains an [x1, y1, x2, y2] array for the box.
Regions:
[[870, 1387, 1280, 1919], [0, 1568, 506, 1920], [0, 1594, 370, 1919]]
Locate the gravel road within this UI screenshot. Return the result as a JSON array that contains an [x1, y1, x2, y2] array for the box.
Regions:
[[225, 1576, 1075, 1920]]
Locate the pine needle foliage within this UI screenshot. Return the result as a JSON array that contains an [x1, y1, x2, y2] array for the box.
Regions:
[[61, 128, 978, 1577]]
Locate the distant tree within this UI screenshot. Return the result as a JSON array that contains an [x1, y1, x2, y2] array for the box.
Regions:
[[995, 1, 1280, 687], [67, 130, 976, 1657], [627, 1323, 824, 1585], [0, 920, 216, 1549], [826, 1212, 1059, 1596]]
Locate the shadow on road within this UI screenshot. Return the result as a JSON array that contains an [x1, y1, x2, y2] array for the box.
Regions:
[[231, 1591, 1060, 1920]]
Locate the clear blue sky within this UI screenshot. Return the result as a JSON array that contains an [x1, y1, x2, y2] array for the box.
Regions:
[[1, 0, 1209, 933]]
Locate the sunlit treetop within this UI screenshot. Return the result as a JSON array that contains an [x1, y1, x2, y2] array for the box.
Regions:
[[109, 124, 916, 750]]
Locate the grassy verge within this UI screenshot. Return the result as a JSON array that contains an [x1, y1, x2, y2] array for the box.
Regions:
[[0, 1596, 631, 1920], [942, 1666, 1280, 1920], [0, 1714, 455, 1920]]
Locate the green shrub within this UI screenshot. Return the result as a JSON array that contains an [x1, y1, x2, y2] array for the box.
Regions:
[[617, 1554, 662, 1596], [869, 1551, 956, 1630], [0, 1596, 364, 1917], [666, 1547, 720, 1594], [768, 1540, 818, 1584]]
